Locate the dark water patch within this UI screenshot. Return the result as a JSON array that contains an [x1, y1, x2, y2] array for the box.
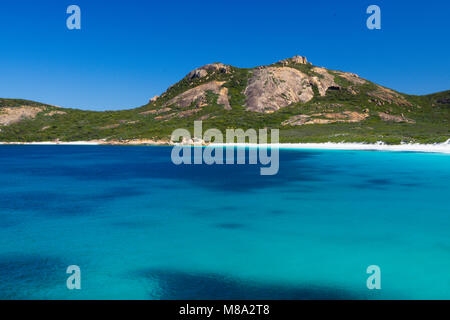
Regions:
[[0, 185, 148, 217], [0, 190, 96, 217], [354, 178, 424, 190], [0, 215, 20, 228], [163, 160, 326, 192], [153, 183, 186, 191], [135, 269, 366, 300], [321, 232, 402, 247], [187, 204, 247, 217], [436, 242, 450, 253], [367, 179, 392, 185], [84, 186, 146, 201], [282, 195, 311, 202], [218, 206, 239, 211], [269, 209, 288, 215], [353, 178, 393, 190], [111, 219, 162, 229], [0, 190, 71, 210], [0, 146, 330, 193], [0, 253, 68, 299], [214, 223, 246, 230], [280, 185, 317, 194], [399, 182, 423, 188]]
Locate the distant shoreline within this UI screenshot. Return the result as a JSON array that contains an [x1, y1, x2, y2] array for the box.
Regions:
[[225, 142, 450, 154], [1, 140, 450, 154]]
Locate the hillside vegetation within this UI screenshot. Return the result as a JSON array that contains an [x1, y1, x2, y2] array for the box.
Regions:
[[1, 56, 449, 144]]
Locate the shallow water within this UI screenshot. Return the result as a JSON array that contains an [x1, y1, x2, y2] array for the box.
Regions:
[[0, 146, 449, 299]]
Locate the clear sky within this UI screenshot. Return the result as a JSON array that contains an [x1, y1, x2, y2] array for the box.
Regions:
[[0, 0, 449, 110]]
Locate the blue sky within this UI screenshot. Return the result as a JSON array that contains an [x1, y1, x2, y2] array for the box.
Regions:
[[0, 0, 449, 110]]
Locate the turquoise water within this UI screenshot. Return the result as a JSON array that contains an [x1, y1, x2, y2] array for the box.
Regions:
[[0, 145, 449, 299]]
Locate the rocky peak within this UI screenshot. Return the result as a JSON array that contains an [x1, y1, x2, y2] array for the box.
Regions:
[[187, 63, 231, 80], [149, 95, 159, 103], [278, 55, 309, 66]]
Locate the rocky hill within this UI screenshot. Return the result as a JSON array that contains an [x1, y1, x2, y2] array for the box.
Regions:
[[1, 55, 449, 144]]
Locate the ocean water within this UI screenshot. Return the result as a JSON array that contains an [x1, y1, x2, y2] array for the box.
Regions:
[[0, 145, 449, 300]]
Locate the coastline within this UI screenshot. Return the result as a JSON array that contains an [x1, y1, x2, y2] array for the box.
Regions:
[[223, 142, 450, 154], [1, 139, 450, 154]]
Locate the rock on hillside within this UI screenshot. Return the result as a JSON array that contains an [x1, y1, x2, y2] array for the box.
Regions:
[[244, 67, 315, 113], [278, 55, 309, 65], [244, 66, 340, 113], [164, 81, 231, 110], [0, 106, 43, 125], [187, 63, 231, 80]]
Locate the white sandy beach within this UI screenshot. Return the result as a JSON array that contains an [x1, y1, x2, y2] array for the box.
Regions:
[[1, 139, 450, 154], [220, 141, 450, 154]]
